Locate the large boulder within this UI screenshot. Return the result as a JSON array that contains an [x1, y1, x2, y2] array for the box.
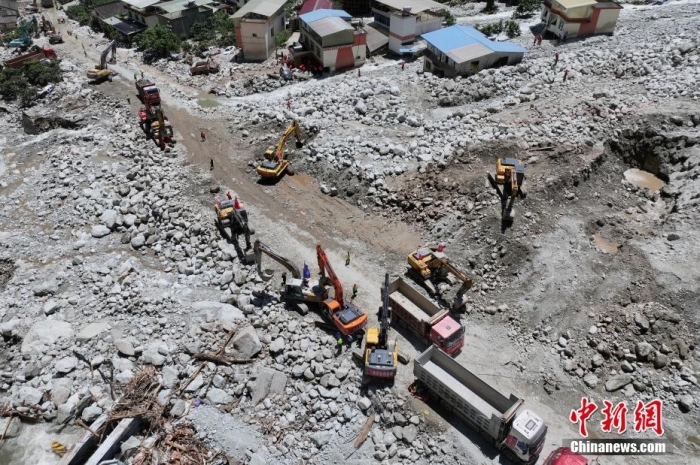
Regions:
[[21, 320, 73, 354], [232, 325, 262, 359], [22, 99, 87, 135], [191, 301, 245, 324]]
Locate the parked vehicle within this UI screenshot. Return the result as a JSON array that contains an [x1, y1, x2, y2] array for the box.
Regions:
[[4, 45, 57, 69], [135, 79, 160, 106], [414, 346, 547, 464], [388, 277, 464, 355]]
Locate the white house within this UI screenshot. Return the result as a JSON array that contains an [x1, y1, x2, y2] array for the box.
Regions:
[[371, 0, 447, 54], [295, 9, 367, 72], [232, 0, 287, 61]]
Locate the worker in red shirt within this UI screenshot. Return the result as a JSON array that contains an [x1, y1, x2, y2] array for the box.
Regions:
[[200, 130, 206, 142], [563, 69, 569, 82], [286, 100, 292, 110]]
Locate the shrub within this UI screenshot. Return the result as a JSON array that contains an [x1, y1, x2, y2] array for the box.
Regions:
[[65, 5, 91, 26], [0, 60, 63, 107], [136, 24, 180, 59]]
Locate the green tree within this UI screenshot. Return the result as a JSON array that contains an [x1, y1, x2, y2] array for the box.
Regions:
[[515, 0, 542, 17], [65, 5, 91, 26], [483, 0, 497, 13], [444, 11, 456, 26], [505, 20, 521, 38], [0, 61, 62, 107], [136, 24, 180, 58], [275, 29, 291, 47]]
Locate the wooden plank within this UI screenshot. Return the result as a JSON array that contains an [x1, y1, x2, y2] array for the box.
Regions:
[[84, 418, 140, 465], [58, 413, 109, 465]]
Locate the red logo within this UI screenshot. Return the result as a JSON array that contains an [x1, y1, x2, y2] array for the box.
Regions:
[[569, 397, 598, 438], [634, 399, 664, 436], [571, 398, 664, 438], [601, 400, 628, 434]]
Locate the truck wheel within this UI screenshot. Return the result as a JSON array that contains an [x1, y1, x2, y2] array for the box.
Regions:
[[286, 166, 294, 176]]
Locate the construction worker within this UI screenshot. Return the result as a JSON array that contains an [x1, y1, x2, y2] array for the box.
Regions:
[[401, 61, 405, 71], [201, 130, 206, 142], [352, 283, 358, 300], [134, 72, 137, 81], [335, 332, 343, 347], [140, 71, 144, 79], [126, 96, 131, 105], [345, 251, 350, 266], [286, 100, 291, 110], [537, 35, 543, 46], [281, 272, 287, 288], [554, 52, 559, 67], [210, 158, 214, 170], [563, 69, 569, 82], [357, 68, 361, 77]]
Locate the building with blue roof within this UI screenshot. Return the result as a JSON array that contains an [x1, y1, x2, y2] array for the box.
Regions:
[[290, 9, 367, 72], [422, 25, 528, 77]]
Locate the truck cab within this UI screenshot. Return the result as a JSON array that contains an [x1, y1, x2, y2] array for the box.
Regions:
[[430, 316, 464, 355], [504, 409, 547, 463]]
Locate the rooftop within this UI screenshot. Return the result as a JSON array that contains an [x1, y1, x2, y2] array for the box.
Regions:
[[307, 15, 353, 37], [232, 0, 287, 19], [299, 0, 333, 16], [300, 8, 351, 24], [121, 0, 160, 9], [423, 25, 527, 58], [554, 0, 598, 7], [157, 0, 212, 14], [373, 0, 446, 14]]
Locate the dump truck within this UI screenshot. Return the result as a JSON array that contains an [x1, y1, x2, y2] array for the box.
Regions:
[[388, 277, 464, 355], [190, 58, 219, 75], [4, 45, 57, 69], [135, 79, 160, 106], [414, 346, 547, 464]]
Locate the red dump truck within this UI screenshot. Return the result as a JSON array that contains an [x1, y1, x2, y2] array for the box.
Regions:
[[415, 346, 548, 464], [135, 79, 160, 106], [542, 447, 590, 465], [4, 45, 57, 69], [389, 277, 464, 355]]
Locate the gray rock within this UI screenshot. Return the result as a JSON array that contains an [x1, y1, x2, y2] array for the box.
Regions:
[[143, 350, 166, 366], [605, 374, 633, 392], [91, 225, 111, 238], [251, 368, 287, 405], [81, 404, 102, 423], [291, 364, 308, 378], [100, 210, 118, 230], [21, 320, 73, 354], [653, 352, 669, 369], [191, 301, 244, 324], [558, 337, 568, 348], [51, 379, 73, 406], [33, 280, 59, 297], [583, 373, 598, 389], [185, 374, 204, 392], [120, 436, 142, 454], [357, 397, 372, 411], [0, 418, 20, 438], [249, 453, 266, 465], [55, 356, 78, 374], [23, 362, 41, 379], [402, 425, 418, 443], [620, 361, 634, 373], [635, 342, 654, 361], [162, 366, 179, 388], [171, 399, 187, 417], [219, 270, 233, 286], [232, 325, 262, 358], [115, 339, 136, 356], [130, 234, 146, 249], [312, 430, 332, 448], [43, 299, 60, 315], [634, 313, 650, 331], [269, 337, 286, 355], [76, 322, 110, 341], [115, 370, 134, 384], [206, 388, 233, 405], [18, 386, 43, 405], [678, 395, 694, 413], [56, 401, 75, 424], [592, 354, 605, 367]]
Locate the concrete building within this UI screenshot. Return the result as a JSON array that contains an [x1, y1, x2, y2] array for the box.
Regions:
[[422, 25, 527, 77], [371, 0, 447, 54], [541, 0, 622, 40], [0, 0, 19, 33], [121, 0, 219, 37], [232, 0, 287, 61], [293, 9, 366, 72]]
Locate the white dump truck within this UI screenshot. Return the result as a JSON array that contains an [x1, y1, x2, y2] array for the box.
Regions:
[[414, 346, 548, 464]]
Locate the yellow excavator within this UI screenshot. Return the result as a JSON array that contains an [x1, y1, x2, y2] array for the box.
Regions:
[[256, 120, 303, 179], [252, 239, 325, 308], [487, 158, 526, 223], [407, 244, 473, 311], [363, 273, 398, 381], [87, 40, 116, 82]]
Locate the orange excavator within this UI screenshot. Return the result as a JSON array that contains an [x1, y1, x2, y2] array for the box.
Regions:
[[316, 245, 368, 336]]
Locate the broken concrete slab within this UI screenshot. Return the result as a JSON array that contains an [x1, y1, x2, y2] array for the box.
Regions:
[[76, 322, 110, 341], [251, 367, 287, 405]]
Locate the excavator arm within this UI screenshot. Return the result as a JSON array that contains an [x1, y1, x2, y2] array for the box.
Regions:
[[99, 40, 117, 70], [316, 245, 344, 307], [379, 273, 390, 348], [441, 260, 473, 295], [253, 240, 302, 280], [273, 120, 303, 162]]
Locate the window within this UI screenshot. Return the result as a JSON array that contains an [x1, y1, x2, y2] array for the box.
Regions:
[[252, 33, 257, 37], [271, 27, 275, 36]]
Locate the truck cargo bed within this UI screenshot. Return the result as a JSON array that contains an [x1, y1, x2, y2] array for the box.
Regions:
[[389, 278, 442, 322]]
